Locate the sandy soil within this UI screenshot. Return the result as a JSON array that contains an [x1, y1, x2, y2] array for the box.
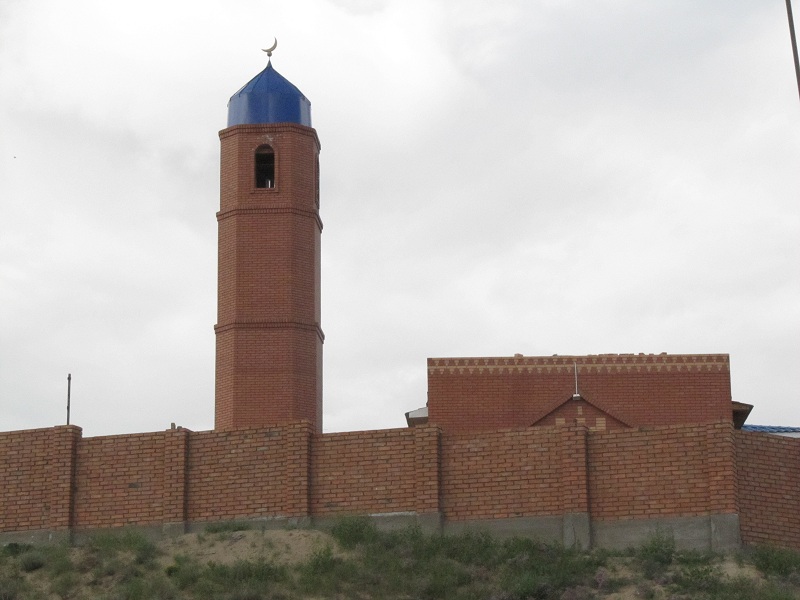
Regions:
[[158, 528, 347, 567]]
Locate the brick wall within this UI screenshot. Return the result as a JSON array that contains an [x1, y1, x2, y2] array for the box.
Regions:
[[736, 431, 800, 548], [440, 427, 565, 520], [428, 354, 732, 434], [73, 431, 181, 529], [310, 427, 439, 517], [0, 426, 79, 533], [4, 420, 799, 550], [588, 422, 737, 521], [187, 422, 312, 523]]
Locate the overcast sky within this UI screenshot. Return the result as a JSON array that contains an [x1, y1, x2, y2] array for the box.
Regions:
[[1, 0, 798, 437]]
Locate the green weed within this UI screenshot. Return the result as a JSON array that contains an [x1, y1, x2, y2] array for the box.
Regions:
[[329, 515, 378, 549], [0, 573, 25, 600], [6, 522, 800, 599], [750, 545, 800, 578], [85, 530, 159, 566], [672, 562, 722, 595], [18, 551, 45, 573], [636, 529, 676, 578], [0, 544, 31, 559]]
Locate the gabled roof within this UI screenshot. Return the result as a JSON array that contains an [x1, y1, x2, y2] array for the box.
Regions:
[[529, 393, 633, 428]]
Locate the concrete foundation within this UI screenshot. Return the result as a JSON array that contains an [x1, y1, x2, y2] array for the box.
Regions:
[[1, 513, 742, 552], [0, 528, 71, 546], [592, 514, 741, 551], [443, 516, 563, 541]]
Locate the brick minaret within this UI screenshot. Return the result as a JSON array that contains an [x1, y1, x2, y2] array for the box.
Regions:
[[215, 58, 323, 432]]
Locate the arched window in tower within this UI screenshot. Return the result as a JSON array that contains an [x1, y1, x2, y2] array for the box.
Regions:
[[254, 145, 275, 189]]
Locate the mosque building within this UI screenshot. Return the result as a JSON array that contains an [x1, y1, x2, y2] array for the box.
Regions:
[[0, 51, 798, 552]]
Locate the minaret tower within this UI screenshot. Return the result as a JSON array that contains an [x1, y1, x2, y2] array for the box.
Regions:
[[215, 45, 323, 433]]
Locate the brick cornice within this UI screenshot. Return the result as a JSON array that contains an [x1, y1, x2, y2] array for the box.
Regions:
[[215, 320, 325, 342], [427, 354, 730, 376], [219, 123, 321, 151], [216, 205, 323, 230]]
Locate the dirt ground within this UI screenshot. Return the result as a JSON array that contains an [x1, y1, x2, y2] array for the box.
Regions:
[[158, 528, 348, 568], [154, 529, 766, 600]]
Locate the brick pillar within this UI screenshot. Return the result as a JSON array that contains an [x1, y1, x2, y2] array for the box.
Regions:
[[52, 426, 81, 540], [0, 425, 82, 544], [414, 425, 442, 531], [162, 428, 189, 535], [284, 421, 313, 519], [705, 421, 741, 550], [560, 424, 591, 549]]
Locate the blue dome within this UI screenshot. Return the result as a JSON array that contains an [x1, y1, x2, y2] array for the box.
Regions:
[[227, 62, 312, 127]]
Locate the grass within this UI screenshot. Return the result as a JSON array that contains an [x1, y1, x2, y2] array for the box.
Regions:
[[2, 521, 800, 599]]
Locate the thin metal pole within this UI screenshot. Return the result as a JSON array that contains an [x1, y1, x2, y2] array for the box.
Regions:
[[787, 0, 800, 101], [67, 373, 71, 425]]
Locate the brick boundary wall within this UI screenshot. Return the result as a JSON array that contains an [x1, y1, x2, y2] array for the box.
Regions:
[[186, 423, 313, 524], [736, 430, 800, 549], [0, 420, 790, 550], [588, 422, 737, 521], [75, 431, 178, 530], [0, 426, 79, 540]]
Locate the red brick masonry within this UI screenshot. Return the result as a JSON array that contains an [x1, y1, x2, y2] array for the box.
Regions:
[[3, 420, 788, 548], [427, 354, 733, 434], [215, 124, 323, 433]]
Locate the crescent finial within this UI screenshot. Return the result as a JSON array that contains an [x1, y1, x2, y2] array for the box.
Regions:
[[262, 37, 278, 58]]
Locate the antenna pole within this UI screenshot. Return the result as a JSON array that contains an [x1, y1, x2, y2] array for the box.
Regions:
[[66, 374, 71, 426], [787, 0, 800, 102]]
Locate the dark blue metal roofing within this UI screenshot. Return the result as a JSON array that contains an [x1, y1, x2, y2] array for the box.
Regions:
[[742, 425, 800, 433], [227, 62, 311, 127]]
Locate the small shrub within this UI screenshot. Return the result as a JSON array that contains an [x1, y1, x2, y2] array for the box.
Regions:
[[638, 529, 675, 565], [116, 576, 147, 600], [330, 516, 378, 549], [42, 545, 73, 576], [165, 554, 202, 590], [635, 579, 658, 599], [298, 545, 359, 595], [504, 572, 554, 600], [204, 558, 287, 589], [96, 557, 124, 579], [637, 529, 675, 578], [86, 530, 158, 562], [304, 545, 339, 576], [673, 563, 722, 594], [751, 545, 800, 578], [19, 551, 46, 572], [439, 530, 498, 566], [1, 544, 31, 558], [418, 556, 472, 598], [50, 572, 80, 599]]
